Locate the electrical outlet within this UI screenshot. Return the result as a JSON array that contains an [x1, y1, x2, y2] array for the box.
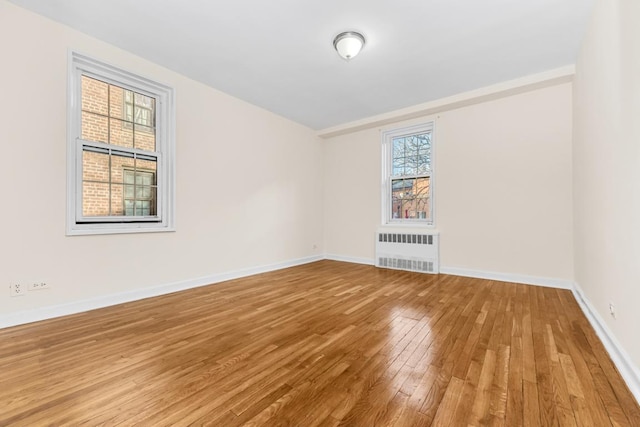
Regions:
[[10, 283, 25, 297], [609, 303, 616, 319], [28, 282, 50, 291]]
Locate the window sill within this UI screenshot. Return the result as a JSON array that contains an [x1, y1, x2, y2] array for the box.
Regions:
[[66, 223, 175, 236]]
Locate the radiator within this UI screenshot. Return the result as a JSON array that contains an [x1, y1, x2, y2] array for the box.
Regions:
[[375, 229, 439, 274]]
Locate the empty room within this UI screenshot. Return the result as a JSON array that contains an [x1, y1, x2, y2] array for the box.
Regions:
[[1, 0, 640, 425]]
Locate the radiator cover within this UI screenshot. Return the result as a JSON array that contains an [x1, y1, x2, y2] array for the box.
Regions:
[[375, 229, 439, 274]]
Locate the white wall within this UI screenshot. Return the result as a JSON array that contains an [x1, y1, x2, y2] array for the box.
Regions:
[[573, 0, 640, 371], [0, 2, 324, 318], [324, 83, 574, 283]]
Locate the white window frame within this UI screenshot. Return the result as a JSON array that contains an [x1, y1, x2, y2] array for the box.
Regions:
[[381, 121, 435, 227], [66, 51, 175, 235]]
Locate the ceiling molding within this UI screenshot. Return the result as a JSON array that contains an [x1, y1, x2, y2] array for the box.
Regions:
[[317, 65, 575, 139]]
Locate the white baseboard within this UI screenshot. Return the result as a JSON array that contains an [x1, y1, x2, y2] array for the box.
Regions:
[[324, 254, 374, 265], [439, 266, 573, 289], [572, 282, 640, 404], [323, 256, 572, 289], [0, 255, 323, 330]]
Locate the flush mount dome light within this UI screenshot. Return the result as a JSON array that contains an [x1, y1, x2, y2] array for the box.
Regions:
[[333, 31, 365, 60]]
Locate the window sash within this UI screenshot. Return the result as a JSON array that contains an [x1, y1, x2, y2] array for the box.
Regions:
[[76, 139, 161, 223]]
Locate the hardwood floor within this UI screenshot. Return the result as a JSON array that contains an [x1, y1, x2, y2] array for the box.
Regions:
[[1, 260, 639, 426]]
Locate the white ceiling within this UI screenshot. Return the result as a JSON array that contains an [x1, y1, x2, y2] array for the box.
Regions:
[[10, 0, 594, 130]]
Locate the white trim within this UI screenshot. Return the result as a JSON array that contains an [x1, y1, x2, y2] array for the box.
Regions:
[[317, 65, 575, 139], [325, 254, 375, 265], [438, 266, 573, 289], [572, 282, 640, 404], [0, 255, 322, 330]]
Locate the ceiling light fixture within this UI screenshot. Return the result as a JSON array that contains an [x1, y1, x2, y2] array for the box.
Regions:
[[333, 31, 365, 60]]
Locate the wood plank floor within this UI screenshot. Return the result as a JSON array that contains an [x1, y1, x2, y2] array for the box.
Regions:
[[1, 260, 639, 426]]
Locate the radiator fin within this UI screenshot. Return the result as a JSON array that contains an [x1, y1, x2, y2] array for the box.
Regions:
[[377, 257, 434, 273], [375, 230, 439, 274], [378, 233, 434, 245]]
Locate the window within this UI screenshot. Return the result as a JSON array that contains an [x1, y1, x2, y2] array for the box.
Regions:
[[382, 122, 434, 225], [67, 52, 175, 235]]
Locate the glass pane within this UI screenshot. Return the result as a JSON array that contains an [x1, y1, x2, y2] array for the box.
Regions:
[[404, 162, 417, 175], [392, 157, 405, 177], [110, 184, 125, 216], [402, 198, 418, 219], [404, 136, 418, 158], [416, 133, 431, 173], [82, 182, 110, 217], [82, 149, 110, 183], [392, 138, 405, 160], [414, 177, 431, 198], [416, 155, 429, 174], [109, 119, 133, 148], [134, 124, 156, 151], [134, 93, 155, 126], [81, 112, 109, 144], [81, 76, 108, 115], [110, 152, 135, 184], [415, 197, 431, 220], [109, 85, 126, 120], [135, 158, 157, 176]]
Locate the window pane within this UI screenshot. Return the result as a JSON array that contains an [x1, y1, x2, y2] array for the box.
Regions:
[[110, 184, 125, 216], [134, 124, 156, 151], [82, 182, 110, 217], [405, 136, 418, 158], [392, 157, 404, 176], [414, 177, 430, 198], [81, 112, 109, 144], [404, 162, 417, 175], [109, 85, 126, 120], [415, 197, 431, 220], [392, 138, 405, 159], [82, 149, 110, 183], [81, 76, 108, 116], [416, 133, 431, 173], [110, 153, 135, 184], [134, 93, 155, 126], [109, 119, 133, 148], [135, 158, 157, 176]]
